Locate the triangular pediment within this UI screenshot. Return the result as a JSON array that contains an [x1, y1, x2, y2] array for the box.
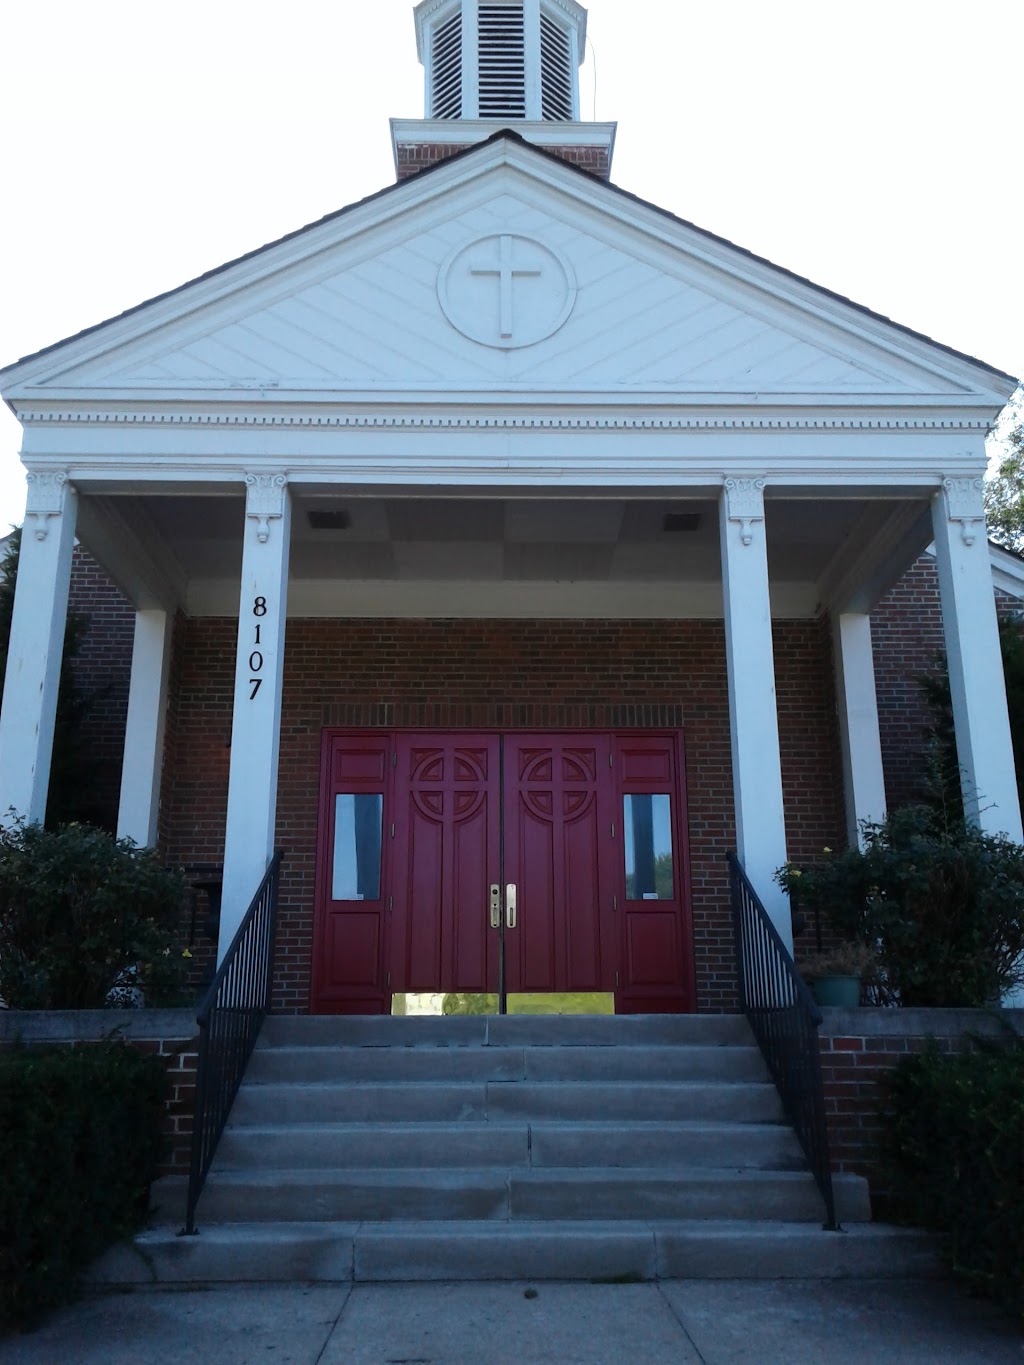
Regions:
[[2, 138, 1012, 406]]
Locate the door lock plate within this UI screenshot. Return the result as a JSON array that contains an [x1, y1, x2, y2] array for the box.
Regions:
[[489, 883, 501, 929], [505, 883, 517, 930]]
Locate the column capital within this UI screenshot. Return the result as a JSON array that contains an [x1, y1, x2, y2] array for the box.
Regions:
[[941, 476, 986, 547], [25, 470, 69, 542], [245, 472, 288, 544], [723, 477, 766, 547]]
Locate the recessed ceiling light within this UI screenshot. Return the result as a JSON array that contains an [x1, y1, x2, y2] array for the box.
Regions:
[[308, 509, 352, 531], [663, 512, 701, 533]]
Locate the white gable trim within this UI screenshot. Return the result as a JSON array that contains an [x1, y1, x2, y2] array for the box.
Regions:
[[2, 137, 1015, 413]]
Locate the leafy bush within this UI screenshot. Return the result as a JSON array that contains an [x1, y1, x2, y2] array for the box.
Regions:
[[879, 1031, 1024, 1316], [0, 822, 190, 1009], [776, 805, 1024, 1006], [0, 1040, 167, 1328]]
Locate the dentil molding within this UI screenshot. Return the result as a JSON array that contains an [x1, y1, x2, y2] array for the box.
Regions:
[[13, 410, 994, 433]]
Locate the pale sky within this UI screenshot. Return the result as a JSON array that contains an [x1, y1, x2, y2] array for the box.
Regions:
[[1, 0, 1021, 532]]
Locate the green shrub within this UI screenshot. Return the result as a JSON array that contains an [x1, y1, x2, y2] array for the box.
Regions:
[[0, 822, 190, 1009], [0, 1040, 167, 1328], [878, 1031, 1024, 1316], [776, 805, 1024, 1006]]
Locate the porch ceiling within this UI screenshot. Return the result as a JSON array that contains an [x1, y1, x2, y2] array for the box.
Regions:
[[78, 491, 929, 620]]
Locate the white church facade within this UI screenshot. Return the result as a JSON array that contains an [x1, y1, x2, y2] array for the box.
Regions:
[[0, 0, 1019, 1016]]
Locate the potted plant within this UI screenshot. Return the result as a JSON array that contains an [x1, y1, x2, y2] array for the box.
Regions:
[[796, 941, 878, 1008]]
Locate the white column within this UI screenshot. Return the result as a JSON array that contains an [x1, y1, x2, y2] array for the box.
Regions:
[[833, 613, 887, 847], [720, 478, 792, 951], [219, 474, 291, 961], [0, 472, 77, 825], [116, 609, 172, 847], [932, 478, 1023, 841]]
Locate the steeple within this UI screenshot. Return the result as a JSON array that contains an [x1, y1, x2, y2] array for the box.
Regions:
[[392, 0, 616, 180]]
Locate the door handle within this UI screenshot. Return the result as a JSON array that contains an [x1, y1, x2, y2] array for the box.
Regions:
[[489, 883, 501, 929], [505, 883, 517, 930]]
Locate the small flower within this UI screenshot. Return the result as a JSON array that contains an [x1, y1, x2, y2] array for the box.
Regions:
[[790, 869, 802, 878], [182, 949, 193, 959], [822, 846, 832, 854]]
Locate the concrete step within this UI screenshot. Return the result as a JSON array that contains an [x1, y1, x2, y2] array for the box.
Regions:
[[228, 1078, 785, 1126], [187, 1166, 869, 1225], [260, 1013, 753, 1050], [89, 1219, 937, 1287], [245, 1043, 768, 1085], [215, 1120, 803, 1172]]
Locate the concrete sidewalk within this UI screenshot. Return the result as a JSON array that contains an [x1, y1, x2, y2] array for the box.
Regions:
[[1, 1279, 1021, 1364]]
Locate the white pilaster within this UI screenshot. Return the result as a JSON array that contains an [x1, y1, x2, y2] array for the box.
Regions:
[[833, 613, 887, 847], [932, 478, 1023, 840], [116, 609, 172, 847], [0, 472, 77, 825], [719, 478, 792, 950], [220, 474, 291, 961]]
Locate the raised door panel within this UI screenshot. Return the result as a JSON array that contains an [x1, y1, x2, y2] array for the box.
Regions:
[[390, 735, 500, 993], [504, 736, 615, 994], [311, 734, 391, 1014], [614, 734, 695, 1013]]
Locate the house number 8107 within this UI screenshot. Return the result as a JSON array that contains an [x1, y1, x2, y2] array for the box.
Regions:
[[249, 596, 268, 700]]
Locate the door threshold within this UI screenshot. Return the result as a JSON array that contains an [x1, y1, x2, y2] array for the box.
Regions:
[[391, 992, 616, 1017]]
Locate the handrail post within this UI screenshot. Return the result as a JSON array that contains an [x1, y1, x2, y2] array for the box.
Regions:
[[727, 851, 838, 1231], [182, 850, 283, 1236]]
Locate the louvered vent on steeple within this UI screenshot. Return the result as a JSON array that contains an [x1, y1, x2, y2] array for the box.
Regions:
[[540, 12, 573, 121], [478, 3, 526, 119], [431, 10, 463, 119], [402, 0, 614, 181]]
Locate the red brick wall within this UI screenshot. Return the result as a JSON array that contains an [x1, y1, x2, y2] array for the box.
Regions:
[[66, 547, 135, 831], [160, 616, 845, 1014], [818, 1009, 1021, 1215], [0, 1022, 197, 1180], [870, 558, 946, 810], [396, 140, 611, 179]]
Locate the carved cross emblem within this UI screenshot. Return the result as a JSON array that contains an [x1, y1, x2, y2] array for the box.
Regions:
[[438, 233, 577, 350]]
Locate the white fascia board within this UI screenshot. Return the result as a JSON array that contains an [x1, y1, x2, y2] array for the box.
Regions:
[[16, 435, 991, 495], [186, 576, 817, 620]]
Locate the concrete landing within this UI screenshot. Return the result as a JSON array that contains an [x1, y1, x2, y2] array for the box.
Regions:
[[6, 1279, 1021, 1364]]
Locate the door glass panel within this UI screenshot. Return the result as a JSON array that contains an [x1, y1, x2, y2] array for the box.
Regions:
[[333, 793, 383, 900], [623, 793, 673, 899]]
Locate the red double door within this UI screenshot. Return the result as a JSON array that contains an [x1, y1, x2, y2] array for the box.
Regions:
[[312, 731, 694, 1014]]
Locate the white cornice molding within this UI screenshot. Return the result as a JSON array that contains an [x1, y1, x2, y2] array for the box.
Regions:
[[10, 408, 996, 433]]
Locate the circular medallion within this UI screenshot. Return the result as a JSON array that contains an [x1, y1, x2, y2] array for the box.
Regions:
[[437, 233, 577, 350]]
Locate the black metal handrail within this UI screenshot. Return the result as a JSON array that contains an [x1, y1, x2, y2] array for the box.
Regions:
[[183, 851, 283, 1235], [727, 852, 838, 1230]]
